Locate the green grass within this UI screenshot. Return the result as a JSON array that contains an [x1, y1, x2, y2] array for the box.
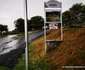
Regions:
[[13, 54, 26, 70], [14, 34, 24, 39], [14, 30, 40, 39], [13, 43, 49, 70], [29, 43, 49, 70], [0, 66, 10, 70], [0, 54, 26, 70], [0, 34, 8, 38], [30, 30, 40, 33]]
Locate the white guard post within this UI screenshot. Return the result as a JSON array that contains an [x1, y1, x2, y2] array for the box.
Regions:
[[44, 0, 63, 52]]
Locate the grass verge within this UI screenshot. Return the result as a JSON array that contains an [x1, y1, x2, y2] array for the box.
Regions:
[[0, 34, 8, 38], [0, 66, 10, 70], [28, 28, 85, 70], [14, 30, 41, 39], [13, 54, 26, 70], [14, 34, 24, 39], [13, 43, 49, 70]]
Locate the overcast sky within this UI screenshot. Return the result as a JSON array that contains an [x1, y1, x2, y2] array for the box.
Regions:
[[0, 0, 85, 31]]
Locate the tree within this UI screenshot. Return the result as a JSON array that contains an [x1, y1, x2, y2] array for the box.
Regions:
[[28, 16, 44, 30], [70, 3, 83, 24], [14, 18, 24, 33], [14, 16, 44, 32], [63, 11, 74, 26], [0, 24, 8, 34], [81, 5, 85, 23], [70, 3, 82, 15], [63, 3, 85, 27]]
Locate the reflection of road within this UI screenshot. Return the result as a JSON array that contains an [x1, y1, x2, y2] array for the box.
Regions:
[[0, 30, 44, 68]]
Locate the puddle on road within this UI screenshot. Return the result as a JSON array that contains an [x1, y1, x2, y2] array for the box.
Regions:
[[0, 36, 25, 55], [0, 35, 17, 46]]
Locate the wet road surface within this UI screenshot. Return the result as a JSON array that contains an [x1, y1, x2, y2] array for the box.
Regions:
[[0, 30, 44, 55], [0, 30, 44, 68], [0, 35, 25, 55]]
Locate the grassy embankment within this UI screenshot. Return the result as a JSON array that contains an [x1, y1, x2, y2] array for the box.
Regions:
[[0, 28, 85, 70], [28, 27, 85, 70]]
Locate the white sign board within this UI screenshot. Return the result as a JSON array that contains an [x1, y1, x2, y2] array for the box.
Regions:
[[44, 0, 61, 8]]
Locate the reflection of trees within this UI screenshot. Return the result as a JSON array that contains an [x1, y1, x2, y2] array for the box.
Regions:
[[46, 11, 60, 22]]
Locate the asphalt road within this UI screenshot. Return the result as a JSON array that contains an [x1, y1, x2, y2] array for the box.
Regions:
[[0, 30, 44, 68]]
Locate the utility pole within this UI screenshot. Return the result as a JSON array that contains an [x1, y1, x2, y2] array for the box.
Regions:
[[24, 0, 28, 70]]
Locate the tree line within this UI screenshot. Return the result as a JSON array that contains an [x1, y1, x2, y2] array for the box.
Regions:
[[14, 3, 85, 33], [63, 3, 85, 27], [0, 16, 44, 34], [14, 16, 44, 33]]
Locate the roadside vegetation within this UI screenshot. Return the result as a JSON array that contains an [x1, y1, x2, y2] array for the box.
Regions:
[[13, 43, 49, 70], [0, 34, 8, 38], [14, 30, 41, 39], [0, 66, 9, 70], [14, 34, 24, 39], [63, 3, 85, 27], [28, 30, 41, 34], [28, 27, 85, 70]]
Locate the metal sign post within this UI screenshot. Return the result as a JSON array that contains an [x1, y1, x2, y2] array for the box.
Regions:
[[24, 0, 28, 70], [61, 2, 63, 40], [44, 0, 63, 52]]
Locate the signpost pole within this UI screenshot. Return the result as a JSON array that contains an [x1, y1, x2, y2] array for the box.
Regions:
[[24, 0, 28, 70], [44, 3, 47, 52], [61, 2, 63, 40]]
